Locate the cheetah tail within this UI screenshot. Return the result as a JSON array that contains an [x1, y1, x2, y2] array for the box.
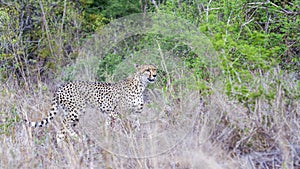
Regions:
[[23, 118, 50, 128], [24, 102, 58, 128]]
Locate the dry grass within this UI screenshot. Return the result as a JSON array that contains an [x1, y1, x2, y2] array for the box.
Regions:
[[0, 69, 299, 169]]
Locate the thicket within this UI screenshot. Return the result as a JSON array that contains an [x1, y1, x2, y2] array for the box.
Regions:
[[1, 0, 299, 90], [0, 0, 142, 86]]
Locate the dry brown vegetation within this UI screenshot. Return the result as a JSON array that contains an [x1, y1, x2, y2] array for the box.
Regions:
[[0, 68, 299, 169]]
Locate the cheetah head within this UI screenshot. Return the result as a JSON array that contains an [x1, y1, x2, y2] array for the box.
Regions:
[[136, 64, 157, 84]]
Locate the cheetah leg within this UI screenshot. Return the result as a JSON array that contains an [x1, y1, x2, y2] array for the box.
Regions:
[[129, 114, 141, 131], [65, 113, 79, 137], [129, 102, 144, 131], [105, 112, 121, 129], [56, 111, 80, 144], [56, 129, 67, 145], [135, 97, 144, 114]]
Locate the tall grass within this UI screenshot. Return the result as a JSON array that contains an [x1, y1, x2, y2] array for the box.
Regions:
[[0, 68, 299, 169]]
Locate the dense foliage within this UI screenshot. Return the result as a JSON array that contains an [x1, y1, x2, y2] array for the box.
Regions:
[[0, 0, 299, 97]]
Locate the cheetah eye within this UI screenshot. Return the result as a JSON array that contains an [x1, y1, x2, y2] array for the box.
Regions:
[[146, 69, 150, 72]]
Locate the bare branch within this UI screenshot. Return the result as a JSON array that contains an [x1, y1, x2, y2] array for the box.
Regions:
[[39, 0, 54, 58], [151, 0, 159, 10]]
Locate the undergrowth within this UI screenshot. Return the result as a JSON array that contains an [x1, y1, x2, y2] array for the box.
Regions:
[[0, 67, 299, 169]]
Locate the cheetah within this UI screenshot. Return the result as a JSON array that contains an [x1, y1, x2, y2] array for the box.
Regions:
[[25, 64, 157, 143]]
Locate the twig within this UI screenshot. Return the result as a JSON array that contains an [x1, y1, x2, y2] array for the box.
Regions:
[[241, 18, 254, 27], [151, 0, 159, 10], [39, 0, 55, 58], [206, 0, 212, 23], [59, 0, 67, 55]]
